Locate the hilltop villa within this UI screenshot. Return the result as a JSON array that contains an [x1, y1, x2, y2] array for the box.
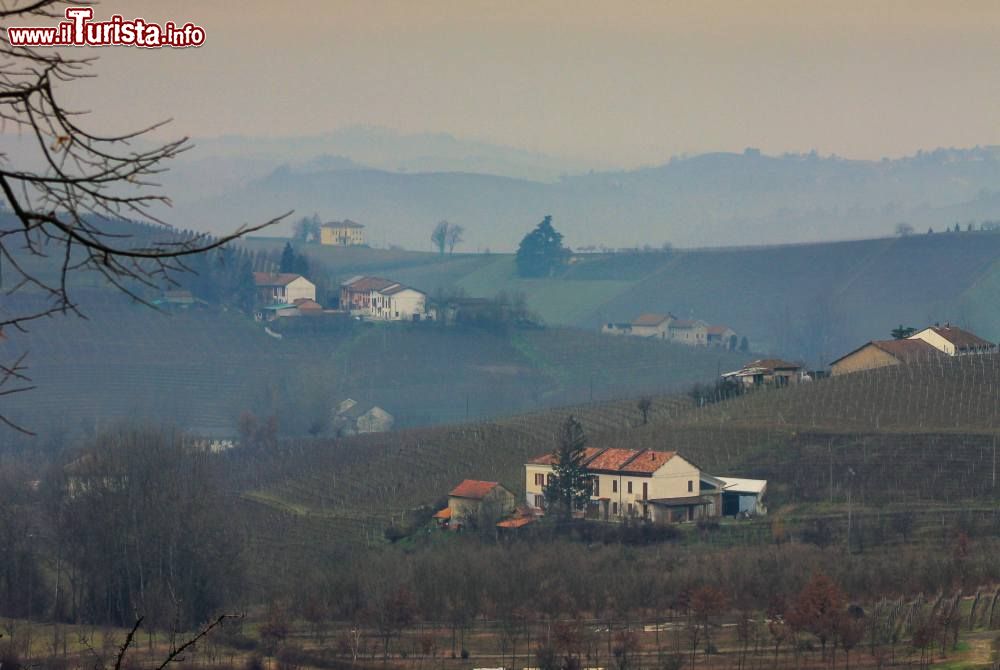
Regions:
[[320, 220, 365, 246], [525, 447, 766, 523]]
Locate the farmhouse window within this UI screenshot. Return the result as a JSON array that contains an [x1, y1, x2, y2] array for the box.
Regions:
[[627, 503, 634, 515], [688, 480, 693, 492], [534, 473, 544, 486], [534, 494, 544, 508], [546, 474, 553, 486], [643, 482, 648, 500], [612, 480, 618, 493], [593, 478, 600, 496], [612, 502, 618, 515], [627, 481, 632, 494]]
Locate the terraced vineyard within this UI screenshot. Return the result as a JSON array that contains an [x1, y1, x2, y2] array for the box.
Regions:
[[243, 355, 1000, 548]]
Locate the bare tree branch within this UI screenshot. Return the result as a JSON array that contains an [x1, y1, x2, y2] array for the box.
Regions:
[[0, 0, 288, 430]]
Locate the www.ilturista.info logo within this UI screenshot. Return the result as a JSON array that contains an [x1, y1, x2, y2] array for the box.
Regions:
[[7, 7, 205, 48]]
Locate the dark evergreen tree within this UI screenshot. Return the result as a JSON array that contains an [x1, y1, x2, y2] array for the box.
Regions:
[[544, 415, 592, 521], [280, 242, 297, 273], [890, 325, 916, 339], [739, 336, 749, 352], [515, 215, 568, 278]]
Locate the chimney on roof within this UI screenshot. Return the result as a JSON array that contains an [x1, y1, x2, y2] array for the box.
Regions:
[[649, 452, 654, 460]]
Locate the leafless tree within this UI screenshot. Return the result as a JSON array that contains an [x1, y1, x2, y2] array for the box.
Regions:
[[431, 220, 449, 254], [446, 223, 464, 253], [0, 1, 288, 432]]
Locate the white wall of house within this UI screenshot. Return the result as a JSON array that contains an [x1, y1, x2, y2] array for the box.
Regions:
[[631, 323, 670, 338], [388, 289, 427, 320], [908, 328, 955, 355], [284, 277, 316, 304]]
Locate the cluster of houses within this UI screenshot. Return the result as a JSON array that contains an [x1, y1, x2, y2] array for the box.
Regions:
[[332, 398, 394, 435], [829, 323, 997, 375], [602, 313, 739, 349], [250, 271, 433, 323], [716, 323, 997, 388], [435, 447, 767, 532]]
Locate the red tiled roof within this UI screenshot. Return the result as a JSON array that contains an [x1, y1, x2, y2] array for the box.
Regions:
[[621, 449, 677, 474], [381, 283, 421, 296], [433, 507, 452, 519], [872, 339, 941, 361], [631, 313, 671, 327], [294, 299, 323, 311], [586, 448, 644, 472], [915, 326, 996, 351], [527, 447, 603, 465], [342, 276, 396, 292], [449, 479, 500, 500], [707, 325, 732, 335], [253, 272, 305, 287], [529, 448, 676, 475]]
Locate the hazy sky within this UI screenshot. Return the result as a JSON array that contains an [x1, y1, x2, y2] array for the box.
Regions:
[[48, 0, 1000, 168]]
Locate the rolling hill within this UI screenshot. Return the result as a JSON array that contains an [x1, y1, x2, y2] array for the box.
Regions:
[[250, 230, 1000, 365]]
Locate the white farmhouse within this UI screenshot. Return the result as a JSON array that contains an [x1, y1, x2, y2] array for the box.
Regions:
[[525, 446, 767, 523], [253, 272, 316, 305], [907, 324, 997, 356]]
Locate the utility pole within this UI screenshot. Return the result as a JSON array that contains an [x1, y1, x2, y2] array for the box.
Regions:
[[846, 466, 855, 553]]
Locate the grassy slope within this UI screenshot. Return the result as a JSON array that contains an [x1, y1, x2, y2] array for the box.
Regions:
[[0, 296, 738, 439]]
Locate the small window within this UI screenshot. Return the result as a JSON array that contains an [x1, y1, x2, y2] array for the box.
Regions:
[[593, 478, 600, 496], [627, 503, 634, 515], [688, 480, 693, 492], [643, 482, 648, 500], [612, 480, 618, 493], [534, 473, 544, 486], [534, 494, 544, 508], [627, 481, 633, 494], [612, 502, 618, 515]]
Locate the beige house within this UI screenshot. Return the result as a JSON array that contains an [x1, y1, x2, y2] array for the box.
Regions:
[[907, 324, 997, 356], [253, 272, 316, 306], [320, 220, 365, 246], [525, 447, 724, 523], [706, 325, 737, 349], [669, 319, 709, 345], [830, 339, 941, 376], [437, 480, 516, 530], [629, 313, 674, 338]]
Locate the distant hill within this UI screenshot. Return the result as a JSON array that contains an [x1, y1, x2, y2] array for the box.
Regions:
[[173, 145, 1000, 250]]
